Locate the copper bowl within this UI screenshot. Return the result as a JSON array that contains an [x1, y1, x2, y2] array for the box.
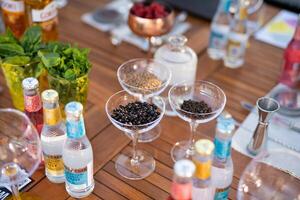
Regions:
[[128, 4, 175, 37]]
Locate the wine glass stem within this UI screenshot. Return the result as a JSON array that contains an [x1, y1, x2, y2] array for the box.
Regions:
[[187, 121, 198, 156], [147, 37, 152, 58], [11, 184, 21, 200], [131, 132, 139, 165]]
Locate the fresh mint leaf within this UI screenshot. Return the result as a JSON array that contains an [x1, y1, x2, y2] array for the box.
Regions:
[[38, 51, 60, 68], [0, 43, 24, 57]]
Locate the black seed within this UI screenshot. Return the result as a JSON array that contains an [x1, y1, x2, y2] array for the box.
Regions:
[[111, 101, 161, 127], [180, 99, 212, 120]]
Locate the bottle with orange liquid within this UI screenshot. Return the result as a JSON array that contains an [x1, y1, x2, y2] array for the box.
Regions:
[[1, 0, 27, 38], [24, 0, 58, 41]]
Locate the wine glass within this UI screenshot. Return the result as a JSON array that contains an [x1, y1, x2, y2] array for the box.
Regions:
[[128, 1, 174, 55], [105, 90, 165, 180], [0, 108, 41, 200], [168, 80, 226, 161], [237, 149, 300, 200], [117, 58, 171, 142]]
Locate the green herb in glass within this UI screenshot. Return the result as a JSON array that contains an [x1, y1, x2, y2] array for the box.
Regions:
[[0, 26, 47, 110], [38, 42, 91, 114]]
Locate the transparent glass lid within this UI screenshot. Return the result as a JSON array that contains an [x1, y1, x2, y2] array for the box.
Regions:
[[159, 35, 193, 64]]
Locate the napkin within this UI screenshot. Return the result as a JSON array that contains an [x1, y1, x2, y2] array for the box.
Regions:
[[232, 83, 300, 178]]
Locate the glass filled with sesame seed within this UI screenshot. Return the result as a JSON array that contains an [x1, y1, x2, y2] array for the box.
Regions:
[[168, 80, 226, 162], [105, 90, 165, 180], [117, 58, 171, 143]]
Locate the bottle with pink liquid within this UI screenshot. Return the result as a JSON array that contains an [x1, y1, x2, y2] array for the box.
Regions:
[[280, 14, 300, 88], [167, 159, 195, 200]]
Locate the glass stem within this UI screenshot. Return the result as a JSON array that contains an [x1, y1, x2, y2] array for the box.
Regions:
[[131, 132, 139, 166], [187, 121, 199, 156], [147, 37, 152, 58], [11, 184, 21, 200]]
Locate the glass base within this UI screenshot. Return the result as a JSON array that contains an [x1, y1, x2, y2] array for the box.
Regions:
[[138, 125, 161, 143], [7, 193, 42, 200], [171, 140, 195, 162], [115, 150, 155, 180]]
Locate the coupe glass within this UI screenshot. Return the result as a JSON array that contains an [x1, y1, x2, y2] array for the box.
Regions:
[[117, 58, 171, 142], [169, 80, 226, 161], [237, 149, 300, 200], [105, 90, 165, 180], [0, 109, 41, 200]]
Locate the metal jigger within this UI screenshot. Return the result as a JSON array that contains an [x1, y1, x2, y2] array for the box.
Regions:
[[247, 97, 280, 155]]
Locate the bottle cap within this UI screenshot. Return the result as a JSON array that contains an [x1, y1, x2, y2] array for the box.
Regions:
[[22, 77, 39, 90], [217, 111, 235, 134], [195, 139, 214, 156], [174, 159, 195, 178], [42, 89, 59, 104], [168, 35, 187, 47], [65, 101, 83, 119]]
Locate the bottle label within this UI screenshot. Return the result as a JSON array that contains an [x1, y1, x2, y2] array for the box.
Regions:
[[214, 187, 230, 200], [227, 33, 247, 59], [44, 153, 64, 175], [24, 95, 42, 112], [209, 25, 229, 50], [193, 160, 211, 180], [31, 1, 57, 22], [1, 0, 24, 13], [44, 107, 61, 126], [171, 182, 192, 200], [214, 138, 231, 161], [65, 162, 93, 189], [280, 61, 300, 86], [66, 118, 85, 139]]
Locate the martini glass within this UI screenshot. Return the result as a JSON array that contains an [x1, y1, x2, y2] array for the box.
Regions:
[[237, 149, 300, 200], [117, 58, 171, 142], [169, 80, 226, 161], [105, 90, 165, 180], [0, 108, 41, 200], [128, 1, 174, 55]]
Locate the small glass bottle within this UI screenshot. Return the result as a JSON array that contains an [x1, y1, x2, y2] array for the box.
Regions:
[[22, 77, 43, 135], [224, 0, 249, 68], [154, 35, 197, 116], [207, 0, 232, 60], [1, 0, 27, 38], [63, 102, 94, 198], [279, 14, 300, 89], [41, 89, 66, 183], [167, 159, 195, 200], [211, 112, 235, 200], [25, 0, 58, 41], [22, 77, 44, 168], [192, 139, 215, 200]]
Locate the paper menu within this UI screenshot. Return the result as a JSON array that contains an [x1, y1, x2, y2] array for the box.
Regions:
[[254, 10, 298, 49], [0, 178, 32, 200]]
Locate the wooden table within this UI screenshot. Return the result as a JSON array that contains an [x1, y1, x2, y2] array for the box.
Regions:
[[0, 1, 283, 199]]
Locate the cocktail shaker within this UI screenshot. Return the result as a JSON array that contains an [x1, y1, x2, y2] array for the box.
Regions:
[[247, 97, 280, 155]]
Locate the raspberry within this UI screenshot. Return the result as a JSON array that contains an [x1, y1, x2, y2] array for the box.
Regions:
[[131, 1, 169, 19]]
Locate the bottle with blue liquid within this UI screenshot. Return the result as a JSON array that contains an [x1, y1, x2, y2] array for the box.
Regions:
[[63, 102, 94, 198], [211, 111, 235, 200], [208, 0, 232, 60]]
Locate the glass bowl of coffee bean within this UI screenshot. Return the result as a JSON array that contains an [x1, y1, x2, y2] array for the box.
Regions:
[[105, 90, 165, 180], [168, 80, 226, 161]]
